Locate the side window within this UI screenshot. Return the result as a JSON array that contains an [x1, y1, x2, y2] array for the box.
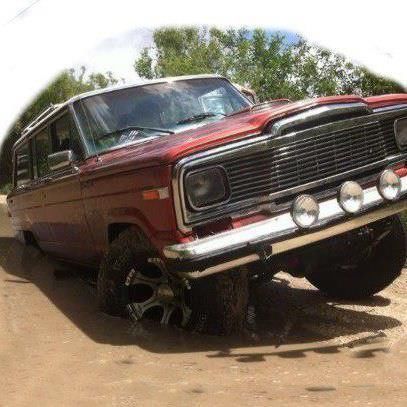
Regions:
[[34, 128, 50, 178], [15, 143, 31, 188], [51, 112, 83, 159]]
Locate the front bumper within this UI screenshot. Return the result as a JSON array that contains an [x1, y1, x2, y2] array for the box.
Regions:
[[164, 176, 407, 279]]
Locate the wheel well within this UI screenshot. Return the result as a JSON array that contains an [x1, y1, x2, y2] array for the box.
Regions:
[[107, 223, 149, 244], [22, 230, 39, 247], [108, 223, 132, 243]]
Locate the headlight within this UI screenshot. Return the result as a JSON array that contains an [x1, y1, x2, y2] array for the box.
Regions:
[[339, 181, 364, 213], [394, 117, 407, 150], [184, 167, 230, 209], [378, 169, 401, 201], [291, 194, 319, 228]]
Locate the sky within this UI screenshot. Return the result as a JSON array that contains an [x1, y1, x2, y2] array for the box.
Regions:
[[1, 0, 40, 25], [74, 28, 154, 83]]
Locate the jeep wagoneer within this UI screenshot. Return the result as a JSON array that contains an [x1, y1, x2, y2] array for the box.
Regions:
[[7, 75, 407, 334]]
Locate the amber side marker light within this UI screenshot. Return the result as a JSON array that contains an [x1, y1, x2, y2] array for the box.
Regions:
[[142, 187, 169, 200]]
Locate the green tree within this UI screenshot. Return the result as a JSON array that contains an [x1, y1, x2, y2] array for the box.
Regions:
[[0, 67, 120, 188], [134, 27, 404, 101]]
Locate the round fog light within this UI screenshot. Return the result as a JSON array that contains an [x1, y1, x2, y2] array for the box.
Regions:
[[339, 181, 364, 213], [292, 195, 319, 228], [379, 169, 401, 201]]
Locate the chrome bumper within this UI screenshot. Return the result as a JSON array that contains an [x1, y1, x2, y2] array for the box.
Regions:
[[164, 177, 407, 279]]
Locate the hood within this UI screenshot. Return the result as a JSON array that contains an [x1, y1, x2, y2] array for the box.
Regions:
[[83, 94, 407, 173]]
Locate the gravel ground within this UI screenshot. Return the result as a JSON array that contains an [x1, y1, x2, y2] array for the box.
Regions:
[[1, 195, 406, 406]]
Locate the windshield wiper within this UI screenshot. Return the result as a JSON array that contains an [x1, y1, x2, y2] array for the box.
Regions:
[[100, 125, 174, 139], [176, 112, 225, 125]]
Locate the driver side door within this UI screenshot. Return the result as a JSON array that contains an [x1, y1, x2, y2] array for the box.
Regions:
[[39, 109, 96, 264]]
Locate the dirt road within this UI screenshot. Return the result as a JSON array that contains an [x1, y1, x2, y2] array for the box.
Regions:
[[1, 195, 406, 406]]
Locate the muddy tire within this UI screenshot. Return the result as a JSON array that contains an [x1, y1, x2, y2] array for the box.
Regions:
[[187, 269, 249, 335], [98, 228, 249, 335], [97, 228, 153, 316], [306, 215, 407, 299]]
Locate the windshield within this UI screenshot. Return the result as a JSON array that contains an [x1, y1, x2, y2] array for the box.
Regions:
[[74, 78, 251, 154]]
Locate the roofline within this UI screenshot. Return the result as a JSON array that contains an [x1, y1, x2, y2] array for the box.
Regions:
[[20, 102, 66, 137], [13, 74, 227, 149], [67, 74, 225, 103], [15, 102, 68, 148]]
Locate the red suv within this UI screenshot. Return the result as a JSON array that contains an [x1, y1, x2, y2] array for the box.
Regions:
[[7, 75, 407, 334]]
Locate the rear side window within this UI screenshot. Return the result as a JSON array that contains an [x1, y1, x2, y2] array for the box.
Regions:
[[34, 128, 50, 178], [15, 143, 31, 188], [51, 113, 83, 159]]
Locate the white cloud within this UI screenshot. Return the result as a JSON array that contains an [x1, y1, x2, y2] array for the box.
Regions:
[[74, 29, 153, 82]]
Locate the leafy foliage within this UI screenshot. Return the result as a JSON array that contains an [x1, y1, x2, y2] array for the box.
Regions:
[[134, 27, 404, 101], [0, 183, 11, 195], [0, 67, 119, 187], [1, 27, 405, 191]]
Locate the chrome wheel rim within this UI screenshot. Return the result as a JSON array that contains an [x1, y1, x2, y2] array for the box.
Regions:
[[125, 258, 191, 327]]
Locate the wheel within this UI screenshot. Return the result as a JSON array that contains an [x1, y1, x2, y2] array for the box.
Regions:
[[187, 268, 249, 335], [97, 228, 249, 335], [305, 215, 407, 299]]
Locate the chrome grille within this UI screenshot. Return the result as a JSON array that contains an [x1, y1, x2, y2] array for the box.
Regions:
[[176, 107, 407, 230], [224, 118, 399, 203]]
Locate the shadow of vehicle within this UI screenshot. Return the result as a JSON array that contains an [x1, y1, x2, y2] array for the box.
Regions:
[[0, 236, 401, 361]]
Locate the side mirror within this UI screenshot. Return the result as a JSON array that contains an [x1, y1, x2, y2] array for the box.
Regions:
[[48, 150, 74, 172]]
